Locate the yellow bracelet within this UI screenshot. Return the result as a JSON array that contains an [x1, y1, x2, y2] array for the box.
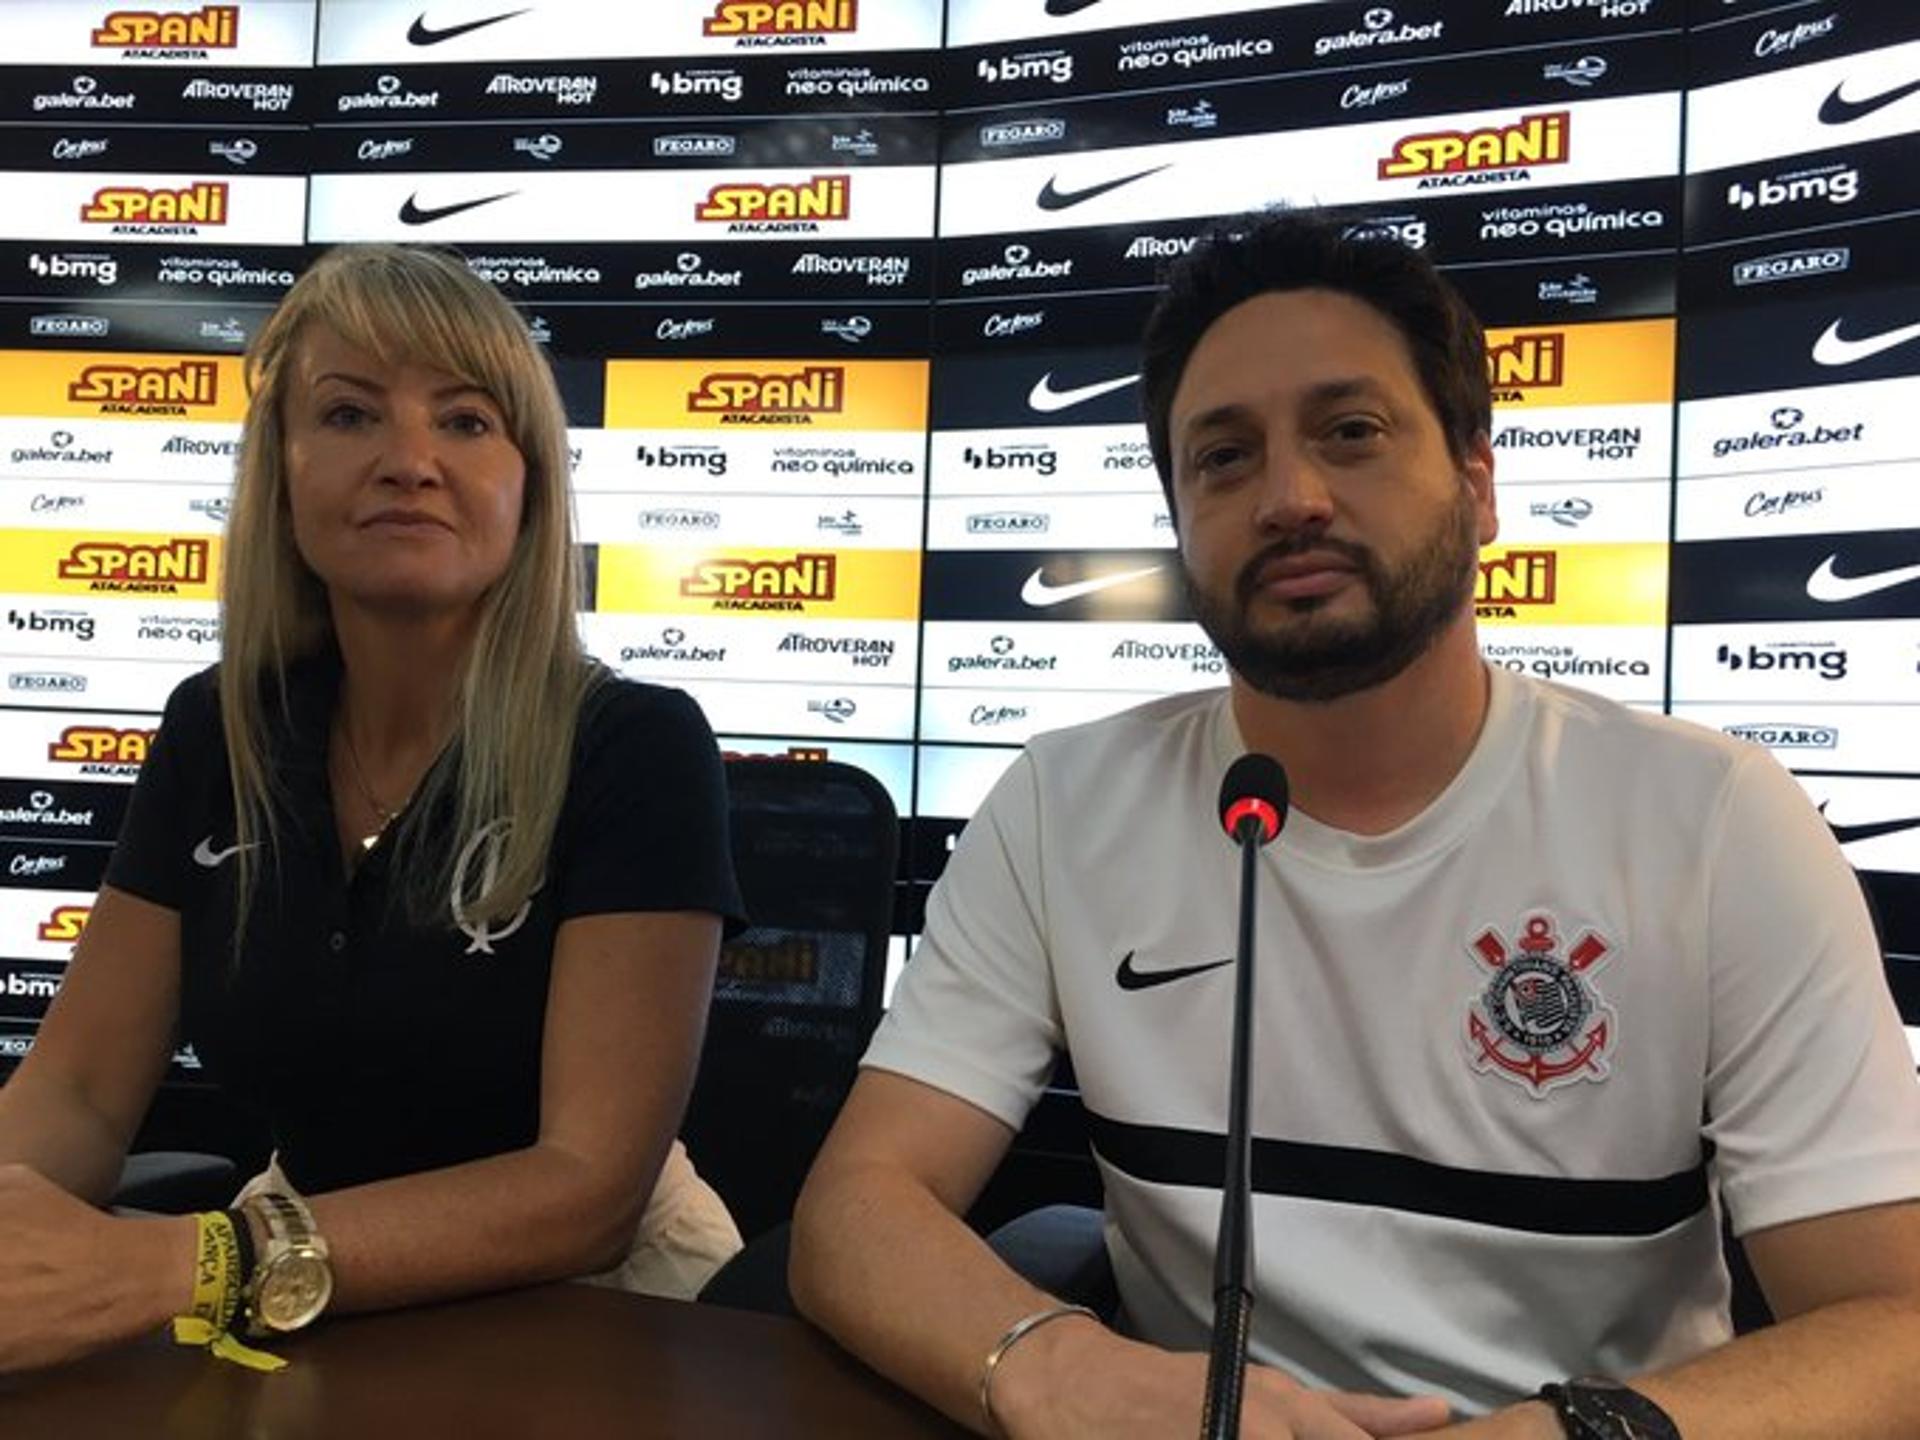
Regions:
[[171, 1212, 288, 1373]]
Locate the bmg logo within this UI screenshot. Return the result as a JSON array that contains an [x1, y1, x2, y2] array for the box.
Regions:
[[1715, 643, 1848, 681], [1727, 166, 1859, 211]]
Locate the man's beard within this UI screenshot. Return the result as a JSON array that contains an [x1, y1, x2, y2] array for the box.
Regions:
[[1182, 487, 1480, 704]]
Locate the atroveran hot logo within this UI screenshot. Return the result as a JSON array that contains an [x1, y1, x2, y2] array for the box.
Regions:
[[1379, 111, 1568, 181], [92, 5, 238, 48], [680, 554, 838, 612], [67, 359, 219, 415], [703, 1, 856, 37], [58, 538, 210, 592], [687, 366, 845, 424]]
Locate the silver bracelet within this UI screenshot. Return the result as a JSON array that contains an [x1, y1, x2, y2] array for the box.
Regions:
[[978, 1302, 1098, 1437]]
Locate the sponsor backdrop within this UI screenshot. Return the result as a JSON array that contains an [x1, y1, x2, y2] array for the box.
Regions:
[[0, 0, 1915, 1075]]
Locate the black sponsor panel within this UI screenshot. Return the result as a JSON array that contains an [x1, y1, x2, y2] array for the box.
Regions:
[[0, 299, 274, 354], [528, 302, 929, 358], [1670, 530, 1920, 624], [0, 840, 108, 894], [932, 344, 1142, 431], [1, 68, 308, 125], [1684, 133, 1919, 246], [922, 549, 1187, 623], [0, 960, 70, 1021], [1687, 4, 1920, 88], [2, 125, 308, 175], [313, 54, 939, 123], [1871, 872, 1920, 968], [1681, 217, 1910, 309], [944, 33, 1678, 162], [934, 292, 1153, 356], [1, 242, 308, 302], [0, 778, 129, 847], [1677, 282, 1920, 399], [453, 239, 932, 303], [310, 114, 935, 171], [1442, 251, 1676, 326], [547, 356, 606, 427]]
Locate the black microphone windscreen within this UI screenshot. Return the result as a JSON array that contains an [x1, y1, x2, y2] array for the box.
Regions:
[[1218, 753, 1289, 842]]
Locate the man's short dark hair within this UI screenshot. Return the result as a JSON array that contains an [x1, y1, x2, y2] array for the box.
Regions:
[[1140, 209, 1491, 516]]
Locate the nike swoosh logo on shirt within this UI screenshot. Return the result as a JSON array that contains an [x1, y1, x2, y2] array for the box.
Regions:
[[1020, 564, 1163, 608], [192, 837, 254, 868], [1805, 554, 1920, 603], [1821, 809, 1920, 846], [1026, 371, 1139, 413], [1036, 165, 1170, 212], [1811, 318, 1920, 366], [1115, 952, 1234, 991], [406, 8, 529, 45], [1817, 75, 1920, 125], [398, 191, 518, 226]]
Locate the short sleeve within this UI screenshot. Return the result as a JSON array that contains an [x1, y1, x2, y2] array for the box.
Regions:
[[102, 668, 220, 911], [861, 751, 1063, 1132], [553, 681, 746, 931], [1702, 748, 1920, 1235]]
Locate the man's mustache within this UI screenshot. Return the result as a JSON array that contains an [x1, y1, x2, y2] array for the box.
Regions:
[[1233, 534, 1378, 607]]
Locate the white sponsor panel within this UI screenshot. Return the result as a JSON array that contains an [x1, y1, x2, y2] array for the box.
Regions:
[[0, 172, 306, 246], [927, 492, 1174, 551], [925, 620, 1225, 696], [575, 491, 922, 548], [9, 2, 316, 66], [939, 94, 1679, 236], [318, 0, 940, 63], [718, 734, 914, 815], [1675, 461, 1920, 542], [1670, 701, 1920, 776], [1493, 480, 1671, 545], [1477, 626, 1667, 705], [918, 682, 1173, 745], [1672, 620, 1920, 705], [0, 706, 166, 784], [946, 0, 1302, 47], [1687, 39, 1920, 174], [309, 166, 936, 242], [1489, 403, 1672, 483], [655, 674, 916, 741], [3, 597, 219, 664], [929, 426, 1159, 497], [582, 429, 924, 497], [1677, 379, 1911, 479], [581, 614, 917, 686], [1794, 774, 1920, 876], [0, 888, 95, 965], [0, 479, 230, 532], [914, 743, 1021, 820]]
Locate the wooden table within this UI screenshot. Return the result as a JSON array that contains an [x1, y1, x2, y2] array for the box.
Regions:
[[0, 1284, 968, 1439]]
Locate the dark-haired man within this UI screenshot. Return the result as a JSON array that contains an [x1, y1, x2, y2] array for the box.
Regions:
[[790, 212, 1920, 1439]]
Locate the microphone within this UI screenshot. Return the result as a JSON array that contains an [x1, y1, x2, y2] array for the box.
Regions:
[[1202, 753, 1289, 1440]]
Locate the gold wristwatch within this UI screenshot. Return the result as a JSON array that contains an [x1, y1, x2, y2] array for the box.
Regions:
[[240, 1190, 333, 1336]]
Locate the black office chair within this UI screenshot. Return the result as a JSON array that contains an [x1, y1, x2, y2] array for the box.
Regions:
[[688, 758, 897, 1309]]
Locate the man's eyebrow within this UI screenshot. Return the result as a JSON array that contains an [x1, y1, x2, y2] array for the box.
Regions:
[[1179, 378, 1392, 439]]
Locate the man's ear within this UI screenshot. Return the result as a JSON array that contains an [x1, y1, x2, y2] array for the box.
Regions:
[[1463, 431, 1497, 545]]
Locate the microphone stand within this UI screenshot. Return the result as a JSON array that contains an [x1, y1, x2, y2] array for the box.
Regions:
[[1200, 816, 1261, 1439]]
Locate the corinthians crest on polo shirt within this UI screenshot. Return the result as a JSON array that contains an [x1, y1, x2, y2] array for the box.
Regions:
[[1464, 911, 1617, 1097]]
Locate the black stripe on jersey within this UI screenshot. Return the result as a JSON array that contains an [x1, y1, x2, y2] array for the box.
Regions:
[[1088, 1112, 1708, 1237]]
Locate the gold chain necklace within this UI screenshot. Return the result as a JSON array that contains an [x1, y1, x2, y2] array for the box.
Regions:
[[339, 723, 400, 853]]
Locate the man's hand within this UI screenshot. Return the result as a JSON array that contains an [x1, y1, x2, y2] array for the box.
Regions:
[[1408, 1400, 1562, 1439], [991, 1313, 1454, 1439], [0, 1162, 193, 1372]]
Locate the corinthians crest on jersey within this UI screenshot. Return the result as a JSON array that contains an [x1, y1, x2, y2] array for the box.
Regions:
[[1464, 911, 1617, 1097]]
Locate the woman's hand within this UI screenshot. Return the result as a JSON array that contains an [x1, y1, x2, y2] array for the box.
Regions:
[[0, 1162, 195, 1372]]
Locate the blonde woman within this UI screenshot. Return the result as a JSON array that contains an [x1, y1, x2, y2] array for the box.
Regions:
[[0, 245, 743, 1370]]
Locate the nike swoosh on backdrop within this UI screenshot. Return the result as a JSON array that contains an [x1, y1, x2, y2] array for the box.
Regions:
[[1020, 564, 1163, 608], [1811, 318, 1920, 366], [1027, 371, 1140, 413], [1818, 75, 1920, 125], [1045, 0, 1107, 14], [192, 837, 253, 868], [407, 8, 530, 45], [1036, 165, 1171, 212], [1820, 807, 1920, 846], [1115, 952, 1234, 991], [1805, 554, 1920, 603], [398, 191, 518, 226]]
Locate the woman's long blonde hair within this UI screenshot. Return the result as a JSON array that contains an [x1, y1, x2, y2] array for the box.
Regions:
[[220, 243, 594, 927]]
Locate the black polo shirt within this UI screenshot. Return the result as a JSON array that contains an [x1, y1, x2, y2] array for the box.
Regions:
[[105, 654, 744, 1195]]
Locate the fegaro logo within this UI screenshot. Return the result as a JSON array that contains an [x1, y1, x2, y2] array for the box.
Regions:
[[638, 508, 721, 531], [182, 77, 293, 111], [635, 443, 727, 475], [1314, 8, 1444, 60], [59, 537, 210, 593], [1727, 164, 1858, 211], [81, 182, 227, 235], [703, 0, 856, 45], [49, 725, 155, 773], [680, 554, 837, 612], [1380, 111, 1568, 187], [967, 511, 1049, 535], [977, 51, 1073, 85], [695, 174, 849, 232], [68, 359, 218, 416], [32, 75, 136, 114], [91, 5, 237, 58], [649, 68, 745, 102], [960, 243, 1073, 289], [656, 133, 736, 158], [1734, 246, 1850, 286], [1725, 723, 1837, 749], [29, 315, 109, 339], [485, 73, 598, 105], [1710, 405, 1864, 460], [687, 366, 844, 424], [1486, 332, 1564, 396], [10, 672, 86, 694], [982, 118, 1067, 147], [1475, 550, 1557, 616]]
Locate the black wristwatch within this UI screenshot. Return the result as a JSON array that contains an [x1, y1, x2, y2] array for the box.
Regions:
[[1537, 1377, 1681, 1440]]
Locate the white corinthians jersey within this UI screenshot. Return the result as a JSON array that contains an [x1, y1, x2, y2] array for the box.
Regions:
[[867, 665, 1920, 1412]]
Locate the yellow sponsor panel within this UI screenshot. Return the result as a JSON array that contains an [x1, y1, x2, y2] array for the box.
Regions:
[[0, 350, 247, 422], [604, 359, 928, 431], [596, 545, 920, 620], [0, 529, 221, 598], [1473, 542, 1666, 626], [1484, 319, 1673, 409]]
